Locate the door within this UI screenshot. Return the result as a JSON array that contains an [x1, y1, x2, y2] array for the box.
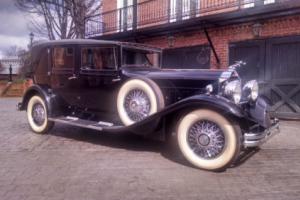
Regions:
[[117, 0, 137, 31], [169, 0, 197, 22], [78, 46, 120, 115], [265, 36, 300, 119], [229, 37, 300, 119], [51, 46, 81, 107]]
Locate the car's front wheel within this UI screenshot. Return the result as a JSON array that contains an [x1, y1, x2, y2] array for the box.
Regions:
[[27, 95, 54, 134], [176, 109, 241, 171]]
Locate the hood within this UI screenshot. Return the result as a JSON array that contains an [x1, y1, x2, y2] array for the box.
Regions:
[[121, 67, 225, 81]]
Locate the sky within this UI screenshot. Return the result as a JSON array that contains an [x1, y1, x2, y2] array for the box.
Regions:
[[0, 0, 32, 58]]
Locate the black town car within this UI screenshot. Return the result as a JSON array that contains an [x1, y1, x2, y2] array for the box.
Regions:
[[18, 39, 279, 171]]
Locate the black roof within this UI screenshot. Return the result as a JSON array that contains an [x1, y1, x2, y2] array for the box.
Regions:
[[32, 39, 161, 52], [31, 39, 162, 64]]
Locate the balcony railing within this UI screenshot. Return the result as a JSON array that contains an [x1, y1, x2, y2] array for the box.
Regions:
[[85, 0, 298, 38]]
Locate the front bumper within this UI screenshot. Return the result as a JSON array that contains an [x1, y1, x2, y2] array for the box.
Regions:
[[244, 119, 280, 148]]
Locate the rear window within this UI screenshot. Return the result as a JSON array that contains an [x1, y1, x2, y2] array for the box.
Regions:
[[53, 47, 74, 69]]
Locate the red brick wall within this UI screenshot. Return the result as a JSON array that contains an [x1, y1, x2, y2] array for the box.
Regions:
[[100, 1, 300, 69], [100, 0, 240, 33], [101, 0, 118, 33], [102, 0, 117, 13], [141, 15, 300, 69]]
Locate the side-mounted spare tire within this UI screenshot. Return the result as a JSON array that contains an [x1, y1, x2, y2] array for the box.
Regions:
[[117, 78, 165, 126]]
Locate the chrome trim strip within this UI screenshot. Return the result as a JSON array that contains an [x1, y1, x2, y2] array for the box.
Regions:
[[98, 121, 114, 127], [49, 117, 103, 131]]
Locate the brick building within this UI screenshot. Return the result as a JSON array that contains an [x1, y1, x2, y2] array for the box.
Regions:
[[85, 0, 300, 119]]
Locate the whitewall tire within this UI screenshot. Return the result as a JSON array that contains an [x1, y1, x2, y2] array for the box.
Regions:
[[117, 78, 165, 126], [27, 95, 54, 134], [177, 109, 241, 171]]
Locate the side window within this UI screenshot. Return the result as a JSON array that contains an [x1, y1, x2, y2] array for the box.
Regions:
[[53, 47, 74, 69], [81, 47, 116, 70]]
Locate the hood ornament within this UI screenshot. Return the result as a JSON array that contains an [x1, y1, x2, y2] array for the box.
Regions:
[[219, 61, 246, 83], [228, 60, 246, 70]]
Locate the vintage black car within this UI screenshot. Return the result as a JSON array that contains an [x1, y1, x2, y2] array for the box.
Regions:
[[18, 39, 279, 171]]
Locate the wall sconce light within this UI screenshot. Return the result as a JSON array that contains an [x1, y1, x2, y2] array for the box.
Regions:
[[252, 23, 263, 38], [167, 35, 175, 47]]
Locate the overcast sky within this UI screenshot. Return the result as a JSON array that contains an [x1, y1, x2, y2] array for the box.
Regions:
[[0, 0, 32, 58]]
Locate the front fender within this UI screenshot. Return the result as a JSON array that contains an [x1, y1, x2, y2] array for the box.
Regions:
[[119, 95, 245, 135], [164, 95, 244, 118]]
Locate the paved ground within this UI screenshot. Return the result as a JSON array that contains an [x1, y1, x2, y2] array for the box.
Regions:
[[0, 98, 300, 200]]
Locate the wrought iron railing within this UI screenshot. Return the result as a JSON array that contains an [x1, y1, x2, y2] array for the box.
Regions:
[[85, 0, 296, 37]]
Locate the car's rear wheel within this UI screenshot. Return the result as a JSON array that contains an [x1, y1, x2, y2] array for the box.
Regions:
[[117, 78, 165, 126], [176, 109, 241, 171], [27, 95, 54, 134]]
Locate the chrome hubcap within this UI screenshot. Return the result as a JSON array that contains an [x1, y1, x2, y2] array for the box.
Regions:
[[198, 134, 210, 146], [187, 120, 225, 159], [124, 89, 151, 122], [32, 103, 46, 126]]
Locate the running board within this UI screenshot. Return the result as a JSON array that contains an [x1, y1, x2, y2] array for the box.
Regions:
[[48, 116, 122, 132]]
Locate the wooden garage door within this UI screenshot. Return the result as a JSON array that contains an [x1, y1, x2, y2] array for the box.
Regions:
[[265, 36, 300, 119], [230, 36, 300, 119]]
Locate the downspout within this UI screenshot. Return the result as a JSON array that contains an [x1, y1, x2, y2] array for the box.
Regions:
[[204, 28, 220, 66]]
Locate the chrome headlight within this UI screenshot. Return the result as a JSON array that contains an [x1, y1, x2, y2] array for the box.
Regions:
[[224, 80, 242, 104], [243, 80, 259, 102]]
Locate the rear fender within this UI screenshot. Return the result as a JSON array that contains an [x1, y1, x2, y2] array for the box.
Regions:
[[19, 84, 63, 117]]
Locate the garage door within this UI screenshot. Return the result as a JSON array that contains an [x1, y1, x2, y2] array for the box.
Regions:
[[229, 36, 300, 119]]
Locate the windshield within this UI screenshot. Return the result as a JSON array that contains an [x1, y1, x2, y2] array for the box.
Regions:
[[122, 48, 161, 68]]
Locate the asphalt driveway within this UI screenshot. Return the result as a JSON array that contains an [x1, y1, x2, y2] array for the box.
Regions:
[[0, 98, 300, 200]]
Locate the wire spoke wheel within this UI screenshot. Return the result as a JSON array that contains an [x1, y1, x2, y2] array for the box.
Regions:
[[177, 109, 241, 171], [31, 103, 46, 126], [27, 95, 54, 134], [188, 120, 225, 159], [124, 89, 151, 122]]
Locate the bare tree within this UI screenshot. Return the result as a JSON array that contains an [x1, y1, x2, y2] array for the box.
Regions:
[[15, 0, 74, 40], [66, 0, 102, 39], [18, 50, 32, 79], [4, 45, 26, 57], [15, 0, 102, 40]]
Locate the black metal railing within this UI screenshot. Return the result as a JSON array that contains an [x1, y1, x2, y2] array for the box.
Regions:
[[85, 0, 297, 37]]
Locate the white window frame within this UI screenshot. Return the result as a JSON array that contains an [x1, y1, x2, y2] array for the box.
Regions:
[[264, 0, 276, 5], [182, 0, 191, 20], [169, 0, 177, 22], [117, 0, 134, 32]]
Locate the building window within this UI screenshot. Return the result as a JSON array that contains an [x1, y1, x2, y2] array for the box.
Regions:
[[264, 0, 275, 5], [169, 0, 199, 21], [182, 0, 191, 20], [117, 0, 134, 32], [242, 0, 255, 8], [169, 0, 177, 22], [242, 0, 276, 8]]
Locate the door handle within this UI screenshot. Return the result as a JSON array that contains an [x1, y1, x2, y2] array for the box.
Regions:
[[112, 78, 121, 82], [68, 75, 78, 80]]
